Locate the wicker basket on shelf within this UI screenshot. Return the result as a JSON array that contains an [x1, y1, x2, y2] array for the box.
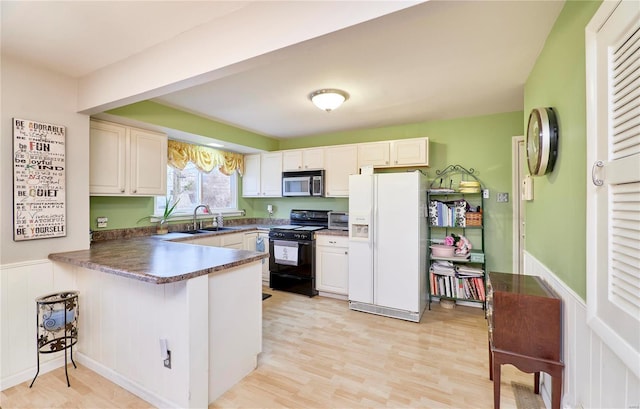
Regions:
[[466, 212, 482, 226]]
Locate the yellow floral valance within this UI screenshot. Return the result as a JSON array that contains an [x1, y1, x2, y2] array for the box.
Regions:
[[167, 140, 244, 176]]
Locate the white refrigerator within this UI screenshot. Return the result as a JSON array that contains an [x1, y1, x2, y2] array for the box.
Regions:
[[348, 171, 428, 322]]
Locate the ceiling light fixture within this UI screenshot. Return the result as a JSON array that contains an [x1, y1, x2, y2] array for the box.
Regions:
[[309, 89, 349, 112]]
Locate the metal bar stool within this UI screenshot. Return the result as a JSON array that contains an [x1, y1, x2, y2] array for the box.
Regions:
[[29, 291, 79, 388]]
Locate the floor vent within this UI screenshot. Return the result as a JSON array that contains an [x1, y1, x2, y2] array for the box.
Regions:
[[348, 301, 420, 322]]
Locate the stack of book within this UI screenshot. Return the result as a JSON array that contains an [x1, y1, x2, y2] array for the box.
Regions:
[[428, 199, 468, 227], [429, 262, 485, 301]]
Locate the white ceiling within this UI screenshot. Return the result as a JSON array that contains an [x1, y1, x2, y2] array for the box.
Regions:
[[1, 1, 564, 147]]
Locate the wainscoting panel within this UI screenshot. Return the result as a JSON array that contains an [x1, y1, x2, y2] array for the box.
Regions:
[[73, 264, 192, 408], [1, 260, 77, 390], [524, 252, 640, 409]]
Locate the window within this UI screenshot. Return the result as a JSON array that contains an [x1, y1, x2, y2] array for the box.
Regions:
[[155, 162, 238, 215]]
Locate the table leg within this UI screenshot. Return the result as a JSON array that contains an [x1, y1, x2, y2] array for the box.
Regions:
[[493, 360, 501, 409], [534, 372, 540, 394], [552, 373, 563, 409], [489, 341, 493, 380]]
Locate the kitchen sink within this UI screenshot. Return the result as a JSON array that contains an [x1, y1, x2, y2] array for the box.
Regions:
[[198, 226, 242, 232], [177, 230, 204, 234], [177, 226, 241, 234]]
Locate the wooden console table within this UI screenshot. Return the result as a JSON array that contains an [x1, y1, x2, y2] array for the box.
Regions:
[[487, 272, 563, 409]]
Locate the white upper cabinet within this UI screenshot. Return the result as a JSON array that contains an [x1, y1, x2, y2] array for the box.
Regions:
[[243, 138, 428, 198], [390, 138, 429, 166], [242, 154, 261, 197], [282, 148, 324, 171], [358, 138, 429, 169], [90, 120, 167, 196], [242, 152, 283, 197], [130, 127, 167, 195], [90, 121, 126, 194], [325, 145, 358, 197], [358, 142, 390, 168], [261, 152, 283, 197]]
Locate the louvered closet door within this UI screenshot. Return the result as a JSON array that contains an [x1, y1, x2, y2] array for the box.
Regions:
[[587, 0, 640, 376]]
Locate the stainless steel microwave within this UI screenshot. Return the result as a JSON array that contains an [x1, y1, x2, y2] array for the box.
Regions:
[[282, 170, 324, 197]]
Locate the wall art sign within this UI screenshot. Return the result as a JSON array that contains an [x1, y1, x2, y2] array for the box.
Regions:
[[13, 118, 66, 241]]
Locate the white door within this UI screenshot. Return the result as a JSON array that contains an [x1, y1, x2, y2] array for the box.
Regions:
[[348, 174, 374, 303], [374, 173, 420, 312], [586, 0, 640, 377]]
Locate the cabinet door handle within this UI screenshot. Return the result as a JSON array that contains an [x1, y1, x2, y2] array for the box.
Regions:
[[120, 188, 125, 193], [385, 161, 388, 165], [344, 251, 348, 255]]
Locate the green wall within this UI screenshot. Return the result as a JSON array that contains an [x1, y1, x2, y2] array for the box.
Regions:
[[107, 101, 279, 151], [266, 111, 523, 273], [90, 196, 155, 230], [523, 0, 601, 300], [91, 110, 522, 273]]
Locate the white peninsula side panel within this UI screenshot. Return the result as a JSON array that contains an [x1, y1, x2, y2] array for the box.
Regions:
[[54, 261, 262, 408]]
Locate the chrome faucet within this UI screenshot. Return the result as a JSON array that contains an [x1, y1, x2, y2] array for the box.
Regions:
[[193, 204, 211, 230]]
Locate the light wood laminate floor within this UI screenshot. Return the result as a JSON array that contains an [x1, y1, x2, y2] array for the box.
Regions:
[[1, 289, 536, 408]]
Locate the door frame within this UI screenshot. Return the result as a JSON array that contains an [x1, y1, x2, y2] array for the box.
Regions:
[[511, 135, 525, 274]]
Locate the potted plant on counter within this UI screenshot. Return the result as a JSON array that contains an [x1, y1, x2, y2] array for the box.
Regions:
[[138, 197, 180, 234]]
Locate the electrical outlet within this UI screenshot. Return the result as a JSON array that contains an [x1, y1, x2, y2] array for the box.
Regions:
[[497, 192, 509, 203], [96, 217, 108, 228], [482, 189, 489, 199], [160, 338, 171, 369]]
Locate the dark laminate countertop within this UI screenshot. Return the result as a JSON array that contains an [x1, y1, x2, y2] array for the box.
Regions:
[[49, 228, 268, 284]]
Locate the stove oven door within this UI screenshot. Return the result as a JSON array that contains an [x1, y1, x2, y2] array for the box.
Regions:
[[269, 239, 317, 297]]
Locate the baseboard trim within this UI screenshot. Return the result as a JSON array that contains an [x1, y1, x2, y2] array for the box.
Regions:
[[318, 291, 348, 301], [76, 353, 179, 409], [1, 355, 64, 391]]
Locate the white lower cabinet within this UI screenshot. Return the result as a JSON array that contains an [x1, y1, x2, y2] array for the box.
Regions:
[[316, 235, 349, 297], [244, 231, 269, 285], [185, 232, 243, 248], [184, 236, 221, 247], [220, 232, 244, 249]]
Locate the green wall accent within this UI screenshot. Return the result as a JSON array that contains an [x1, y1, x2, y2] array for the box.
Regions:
[[251, 111, 523, 273], [89, 110, 522, 274], [90, 196, 155, 230], [107, 101, 279, 151], [248, 197, 348, 219], [523, 0, 601, 300]]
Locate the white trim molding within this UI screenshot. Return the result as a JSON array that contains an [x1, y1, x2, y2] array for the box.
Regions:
[[524, 251, 639, 409]]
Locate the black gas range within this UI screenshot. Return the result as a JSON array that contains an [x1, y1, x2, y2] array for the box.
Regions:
[[268, 210, 329, 297]]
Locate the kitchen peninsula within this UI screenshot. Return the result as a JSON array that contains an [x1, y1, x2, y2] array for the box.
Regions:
[[48, 233, 267, 408]]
